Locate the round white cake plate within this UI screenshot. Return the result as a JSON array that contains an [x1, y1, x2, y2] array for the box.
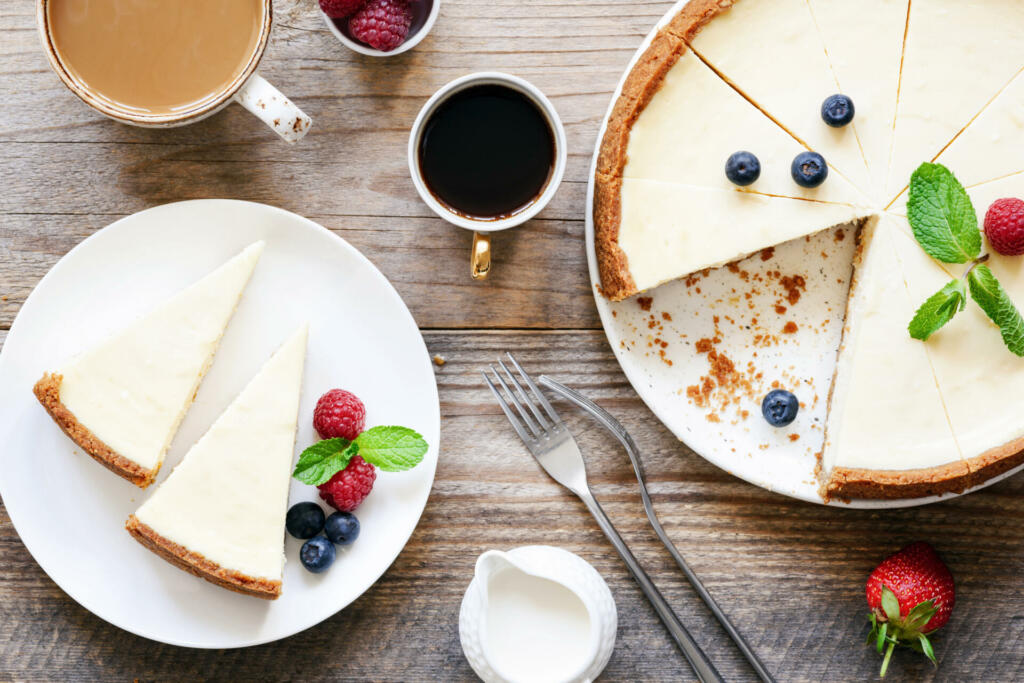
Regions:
[[0, 200, 441, 647], [584, 0, 1024, 508]]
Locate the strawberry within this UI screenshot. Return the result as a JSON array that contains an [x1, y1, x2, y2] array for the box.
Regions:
[[865, 542, 955, 677]]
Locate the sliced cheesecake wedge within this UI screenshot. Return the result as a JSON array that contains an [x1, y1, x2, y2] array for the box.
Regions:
[[674, 0, 875, 199], [888, 175, 1024, 487], [884, 0, 1024, 202], [34, 242, 264, 487], [127, 326, 308, 600], [805, 0, 909, 202], [823, 218, 968, 499], [616, 47, 871, 205], [596, 175, 870, 299]]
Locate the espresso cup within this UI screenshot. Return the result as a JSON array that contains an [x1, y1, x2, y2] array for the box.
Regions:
[[37, 0, 311, 143], [408, 73, 567, 279]]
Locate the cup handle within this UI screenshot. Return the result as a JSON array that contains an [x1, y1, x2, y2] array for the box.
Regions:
[[471, 232, 491, 280], [233, 73, 312, 143]]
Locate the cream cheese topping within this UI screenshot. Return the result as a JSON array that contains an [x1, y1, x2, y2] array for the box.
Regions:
[[823, 218, 963, 473], [887, 175, 1024, 462], [686, 0, 875, 201], [618, 178, 869, 293], [624, 47, 871, 205], [57, 242, 264, 472], [806, 0, 909, 203], [133, 326, 308, 582], [884, 0, 1024, 202]]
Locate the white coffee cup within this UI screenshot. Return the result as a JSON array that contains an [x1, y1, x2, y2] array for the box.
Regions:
[[408, 72, 567, 279], [37, 0, 311, 143]]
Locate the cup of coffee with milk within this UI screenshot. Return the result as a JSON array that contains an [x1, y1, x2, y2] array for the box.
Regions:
[[37, 0, 311, 142]]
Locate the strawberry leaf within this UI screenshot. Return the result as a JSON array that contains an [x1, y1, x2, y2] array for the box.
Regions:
[[876, 622, 888, 654], [919, 634, 936, 664], [903, 599, 938, 632], [881, 585, 901, 623]]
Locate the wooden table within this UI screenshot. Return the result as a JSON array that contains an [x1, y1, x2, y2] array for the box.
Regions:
[[2, 1, 1023, 680]]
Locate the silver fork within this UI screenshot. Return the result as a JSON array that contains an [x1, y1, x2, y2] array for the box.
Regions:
[[484, 354, 725, 683]]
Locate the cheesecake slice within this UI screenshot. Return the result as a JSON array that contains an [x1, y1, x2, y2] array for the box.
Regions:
[[805, 0, 909, 202], [673, 0, 875, 199], [905, 72, 1024, 200], [615, 47, 870, 205], [889, 175, 1024, 486], [597, 175, 869, 297], [126, 326, 308, 600], [884, 0, 1024, 202], [823, 218, 968, 499], [34, 242, 264, 487]]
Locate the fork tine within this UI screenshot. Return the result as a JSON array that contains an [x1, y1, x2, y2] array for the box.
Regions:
[[482, 371, 535, 444], [489, 365, 542, 438], [506, 353, 562, 425], [498, 359, 551, 430]]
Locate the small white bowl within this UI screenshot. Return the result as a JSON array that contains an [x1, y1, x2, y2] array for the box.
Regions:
[[320, 0, 441, 57], [407, 72, 568, 233]]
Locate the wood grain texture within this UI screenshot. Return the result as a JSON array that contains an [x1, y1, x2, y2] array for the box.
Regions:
[[2, 1, 1024, 681]]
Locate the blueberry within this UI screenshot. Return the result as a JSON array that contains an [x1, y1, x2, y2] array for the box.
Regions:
[[725, 151, 761, 186], [821, 94, 855, 127], [791, 151, 828, 188], [324, 511, 360, 546], [761, 389, 799, 427], [286, 502, 325, 539], [300, 536, 336, 573]]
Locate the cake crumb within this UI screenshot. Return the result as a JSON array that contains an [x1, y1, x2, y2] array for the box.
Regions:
[[774, 304, 787, 314], [432, 355, 446, 366], [782, 321, 798, 334], [662, 311, 672, 321], [788, 434, 800, 442], [760, 246, 775, 261], [637, 296, 653, 311]]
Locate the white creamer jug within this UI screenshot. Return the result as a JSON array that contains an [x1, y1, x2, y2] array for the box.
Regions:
[[459, 546, 617, 683]]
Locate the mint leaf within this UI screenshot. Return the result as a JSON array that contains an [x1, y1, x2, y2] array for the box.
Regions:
[[907, 163, 981, 263], [967, 264, 1024, 356], [354, 426, 428, 472], [908, 279, 966, 341], [292, 438, 358, 485]]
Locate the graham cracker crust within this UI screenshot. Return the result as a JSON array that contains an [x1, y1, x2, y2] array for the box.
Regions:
[[593, 0, 738, 301], [33, 373, 157, 488], [126, 515, 281, 600]]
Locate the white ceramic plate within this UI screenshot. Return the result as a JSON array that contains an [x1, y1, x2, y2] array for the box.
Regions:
[[583, 1, 1024, 508], [0, 200, 440, 647]]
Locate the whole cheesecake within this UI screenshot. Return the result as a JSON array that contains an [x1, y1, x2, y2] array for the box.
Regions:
[[593, 0, 1024, 499]]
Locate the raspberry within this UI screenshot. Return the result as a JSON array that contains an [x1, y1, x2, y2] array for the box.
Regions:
[[319, 0, 366, 19], [349, 0, 412, 52], [313, 389, 366, 441], [318, 456, 376, 512], [984, 198, 1024, 256]]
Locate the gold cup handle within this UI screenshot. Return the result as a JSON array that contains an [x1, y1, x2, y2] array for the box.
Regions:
[[471, 232, 492, 280]]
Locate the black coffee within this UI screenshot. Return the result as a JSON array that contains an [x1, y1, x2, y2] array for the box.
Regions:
[[418, 84, 555, 220]]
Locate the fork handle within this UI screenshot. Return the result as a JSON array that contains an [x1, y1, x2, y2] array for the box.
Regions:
[[578, 490, 725, 683]]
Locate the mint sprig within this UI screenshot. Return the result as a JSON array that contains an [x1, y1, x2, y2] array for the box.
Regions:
[[292, 426, 429, 486], [908, 279, 966, 341], [353, 426, 430, 472], [967, 264, 1024, 356], [907, 163, 980, 264], [906, 162, 1024, 355], [292, 438, 357, 485]]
